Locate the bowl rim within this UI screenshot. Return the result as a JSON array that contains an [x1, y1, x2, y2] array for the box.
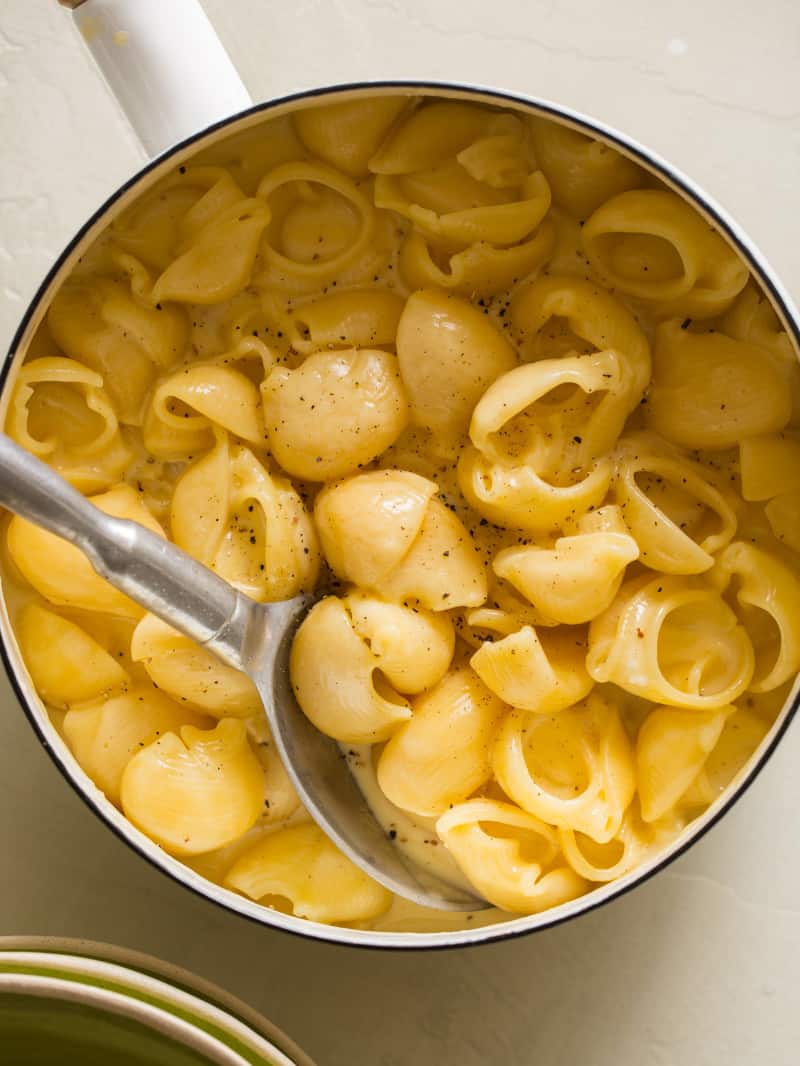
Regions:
[[0, 951, 301, 1066], [3, 78, 799, 951], [0, 970, 264, 1065], [0, 938, 314, 1066]]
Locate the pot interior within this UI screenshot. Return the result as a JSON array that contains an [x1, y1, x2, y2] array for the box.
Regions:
[[2, 82, 799, 949]]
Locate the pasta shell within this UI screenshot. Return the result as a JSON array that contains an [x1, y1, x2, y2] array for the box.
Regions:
[[120, 718, 264, 856]]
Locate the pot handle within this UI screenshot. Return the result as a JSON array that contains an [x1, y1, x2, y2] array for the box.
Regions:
[[57, 0, 253, 158]]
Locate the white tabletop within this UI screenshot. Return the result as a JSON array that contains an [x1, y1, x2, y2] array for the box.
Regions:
[[1, 2, 799, 1063]]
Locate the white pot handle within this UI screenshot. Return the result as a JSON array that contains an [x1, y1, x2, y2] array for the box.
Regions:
[[58, 0, 253, 158]]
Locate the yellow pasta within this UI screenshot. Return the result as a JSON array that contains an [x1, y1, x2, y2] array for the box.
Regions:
[[342, 592, 455, 693], [110, 167, 242, 270], [153, 198, 271, 305], [376, 666, 505, 816], [314, 470, 487, 609], [456, 577, 553, 647], [546, 208, 591, 278], [375, 167, 551, 248], [225, 822, 392, 923], [16, 604, 128, 708], [458, 446, 612, 534], [471, 625, 592, 714], [646, 321, 791, 449], [130, 613, 262, 718], [247, 717, 302, 825], [682, 708, 770, 805], [64, 687, 208, 806], [765, 493, 800, 554], [7, 356, 132, 492], [739, 433, 800, 502], [294, 97, 407, 178], [437, 799, 587, 914], [371, 101, 555, 299], [143, 363, 264, 460], [711, 542, 800, 692], [508, 274, 651, 395], [256, 161, 378, 289], [587, 575, 755, 708], [612, 432, 737, 574], [262, 349, 408, 480], [493, 525, 639, 624], [636, 705, 731, 823], [492, 693, 636, 843], [290, 596, 412, 743], [396, 290, 517, 447], [378, 497, 488, 609], [468, 351, 636, 473], [290, 592, 456, 743], [314, 469, 435, 587], [48, 274, 188, 423], [170, 433, 319, 602], [4, 91, 796, 933], [120, 718, 264, 856], [397, 220, 555, 298], [558, 806, 674, 882], [190, 121, 308, 198], [582, 189, 748, 318], [458, 341, 639, 533], [369, 101, 522, 174], [7, 483, 163, 618], [722, 282, 800, 423], [288, 288, 405, 354], [529, 117, 645, 219]]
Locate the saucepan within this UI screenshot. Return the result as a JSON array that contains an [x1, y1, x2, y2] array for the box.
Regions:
[[2, 0, 799, 948]]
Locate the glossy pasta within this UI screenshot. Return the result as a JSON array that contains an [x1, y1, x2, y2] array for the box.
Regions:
[[4, 93, 797, 933]]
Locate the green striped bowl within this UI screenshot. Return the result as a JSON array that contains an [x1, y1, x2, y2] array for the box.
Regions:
[[0, 939, 314, 1066]]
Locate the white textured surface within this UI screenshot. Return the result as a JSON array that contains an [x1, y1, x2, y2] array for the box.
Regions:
[[1, 1, 799, 1063]]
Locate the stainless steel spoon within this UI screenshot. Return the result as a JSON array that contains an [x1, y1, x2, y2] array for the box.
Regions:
[[0, 433, 487, 911]]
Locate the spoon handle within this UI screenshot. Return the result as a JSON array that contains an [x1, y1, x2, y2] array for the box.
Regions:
[[0, 433, 253, 670]]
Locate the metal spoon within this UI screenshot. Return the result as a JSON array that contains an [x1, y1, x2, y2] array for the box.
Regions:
[[0, 433, 487, 911]]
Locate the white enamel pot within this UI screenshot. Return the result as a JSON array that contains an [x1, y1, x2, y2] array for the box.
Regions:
[[3, 0, 799, 949]]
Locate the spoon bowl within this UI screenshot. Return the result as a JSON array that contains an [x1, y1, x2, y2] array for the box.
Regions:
[[0, 432, 486, 911], [260, 597, 486, 910]]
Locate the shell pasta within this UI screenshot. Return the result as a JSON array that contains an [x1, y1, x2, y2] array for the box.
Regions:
[[4, 93, 798, 933]]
